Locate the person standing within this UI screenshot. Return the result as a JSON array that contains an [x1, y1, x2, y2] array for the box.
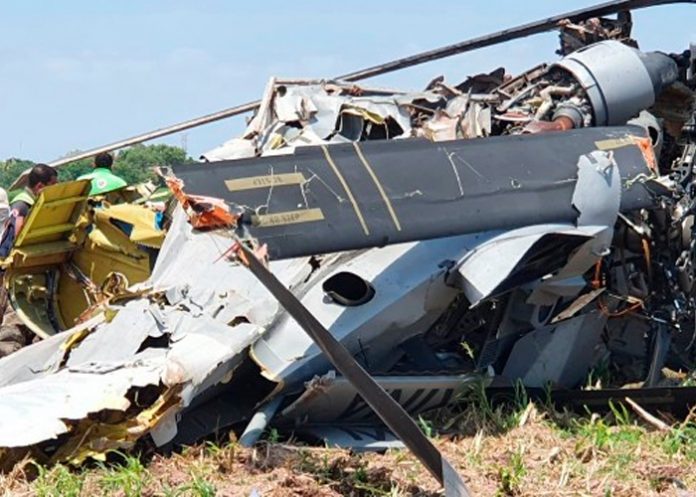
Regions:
[[0, 163, 58, 257], [0, 163, 58, 356], [78, 152, 127, 196], [0, 188, 9, 226]]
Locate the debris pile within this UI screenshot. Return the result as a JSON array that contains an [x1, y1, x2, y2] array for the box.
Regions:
[[0, 6, 696, 491], [204, 38, 676, 160]]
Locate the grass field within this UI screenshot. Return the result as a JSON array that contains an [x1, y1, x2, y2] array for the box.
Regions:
[[4, 393, 696, 497]]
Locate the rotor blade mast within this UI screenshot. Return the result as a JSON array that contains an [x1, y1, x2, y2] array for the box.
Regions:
[[46, 0, 692, 169]]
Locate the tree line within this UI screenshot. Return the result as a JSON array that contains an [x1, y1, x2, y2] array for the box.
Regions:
[[0, 144, 190, 190]]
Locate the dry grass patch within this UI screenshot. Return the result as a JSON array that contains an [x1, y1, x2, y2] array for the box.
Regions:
[[4, 399, 696, 496]]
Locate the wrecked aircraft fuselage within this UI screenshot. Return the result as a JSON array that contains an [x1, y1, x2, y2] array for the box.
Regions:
[[1, 2, 696, 473]]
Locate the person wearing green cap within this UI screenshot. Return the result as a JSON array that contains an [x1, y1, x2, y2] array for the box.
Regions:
[[78, 152, 127, 196]]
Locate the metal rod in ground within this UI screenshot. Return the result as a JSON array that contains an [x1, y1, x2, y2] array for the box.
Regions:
[[239, 396, 284, 447], [38, 0, 693, 174], [232, 240, 472, 497]]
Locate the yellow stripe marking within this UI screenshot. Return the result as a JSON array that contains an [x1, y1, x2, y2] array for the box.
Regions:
[[320, 145, 370, 236], [594, 136, 634, 150], [225, 172, 305, 191], [352, 142, 402, 232], [255, 208, 325, 227]]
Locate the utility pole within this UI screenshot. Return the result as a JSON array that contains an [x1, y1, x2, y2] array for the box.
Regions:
[[180, 132, 188, 154]]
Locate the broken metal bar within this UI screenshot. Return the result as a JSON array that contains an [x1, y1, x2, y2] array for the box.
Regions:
[[231, 240, 471, 496], [624, 397, 671, 430], [238, 396, 284, 447], [339, 0, 695, 82], [36, 0, 693, 175], [272, 79, 409, 95], [487, 385, 696, 419], [43, 99, 259, 170]]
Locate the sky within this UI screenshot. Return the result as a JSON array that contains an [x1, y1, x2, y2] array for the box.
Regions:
[[2, 1, 695, 163]]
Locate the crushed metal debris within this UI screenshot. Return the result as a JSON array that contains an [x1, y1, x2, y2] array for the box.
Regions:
[[2, 2, 696, 495]]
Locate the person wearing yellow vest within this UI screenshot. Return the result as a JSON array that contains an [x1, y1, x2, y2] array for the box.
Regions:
[[0, 164, 58, 258], [78, 152, 127, 196], [0, 164, 58, 356], [0, 187, 9, 226]]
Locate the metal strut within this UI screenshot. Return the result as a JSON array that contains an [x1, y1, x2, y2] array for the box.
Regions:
[[230, 239, 472, 497]]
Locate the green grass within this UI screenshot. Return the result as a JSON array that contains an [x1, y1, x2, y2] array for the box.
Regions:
[[32, 463, 84, 497], [17, 391, 696, 496], [178, 475, 217, 497], [98, 452, 150, 497], [497, 445, 527, 496], [663, 421, 696, 460], [418, 415, 436, 438]]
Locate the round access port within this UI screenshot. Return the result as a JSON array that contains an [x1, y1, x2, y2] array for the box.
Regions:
[[322, 272, 375, 306]]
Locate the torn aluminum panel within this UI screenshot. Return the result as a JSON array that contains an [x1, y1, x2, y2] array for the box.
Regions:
[[0, 316, 100, 389], [295, 426, 404, 452], [0, 311, 262, 458], [250, 232, 495, 388], [453, 147, 622, 305], [421, 100, 492, 141], [65, 299, 160, 366], [201, 137, 256, 162], [277, 373, 479, 424], [272, 373, 480, 451], [502, 311, 607, 388], [0, 203, 497, 464], [0, 208, 272, 465], [450, 224, 604, 305], [201, 40, 676, 167], [0, 355, 163, 448], [202, 80, 431, 161]]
